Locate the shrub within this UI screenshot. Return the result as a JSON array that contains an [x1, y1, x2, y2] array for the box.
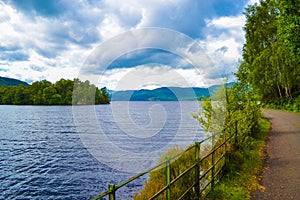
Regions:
[[135, 83, 263, 199]]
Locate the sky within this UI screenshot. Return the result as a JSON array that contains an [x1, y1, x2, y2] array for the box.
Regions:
[[0, 0, 259, 90]]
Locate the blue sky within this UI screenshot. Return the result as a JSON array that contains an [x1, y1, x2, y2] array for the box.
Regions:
[[0, 0, 259, 90]]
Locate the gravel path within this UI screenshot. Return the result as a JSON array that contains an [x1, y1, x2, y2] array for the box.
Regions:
[[252, 109, 300, 200]]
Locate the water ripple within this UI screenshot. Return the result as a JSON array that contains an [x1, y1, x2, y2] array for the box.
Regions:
[[0, 102, 203, 199]]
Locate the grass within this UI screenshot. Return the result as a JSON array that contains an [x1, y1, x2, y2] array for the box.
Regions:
[[207, 117, 270, 199], [134, 145, 198, 200], [133, 117, 271, 200]]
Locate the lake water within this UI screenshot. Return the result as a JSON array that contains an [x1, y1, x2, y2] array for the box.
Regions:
[[0, 101, 204, 199]]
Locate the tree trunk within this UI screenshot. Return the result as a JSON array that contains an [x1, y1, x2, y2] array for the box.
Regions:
[[277, 82, 282, 98], [287, 81, 293, 99]]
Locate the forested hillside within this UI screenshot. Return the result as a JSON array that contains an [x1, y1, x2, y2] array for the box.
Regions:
[[236, 0, 299, 111], [0, 77, 29, 87], [0, 78, 110, 105]]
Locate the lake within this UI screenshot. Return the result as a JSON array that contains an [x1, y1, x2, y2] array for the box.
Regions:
[[0, 101, 204, 199]]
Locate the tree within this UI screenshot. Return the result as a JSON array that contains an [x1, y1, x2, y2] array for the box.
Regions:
[[1, 87, 15, 104], [29, 80, 52, 105], [278, 0, 300, 58], [237, 0, 300, 100], [97, 87, 110, 104], [0, 78, 110, 105], [277, 0, 300, 97], [54, 78, 74, 104], [13, 85, 30, 105], [43, 86, 58, 105], [0, 88, 5, 104], [239, 0, 278, 99]]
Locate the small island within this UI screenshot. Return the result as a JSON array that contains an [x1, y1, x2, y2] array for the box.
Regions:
[[0, 77, 110, 105]]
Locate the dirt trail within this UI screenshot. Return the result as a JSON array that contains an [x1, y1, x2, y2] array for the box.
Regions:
[[252, 109, 300, 200]]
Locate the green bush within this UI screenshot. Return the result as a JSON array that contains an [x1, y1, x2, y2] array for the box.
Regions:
[[263, 96, 300, 112], [135, 83, 264, 199]]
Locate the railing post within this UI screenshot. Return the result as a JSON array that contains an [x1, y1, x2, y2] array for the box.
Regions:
[[108, 184, 116, 200], [166, 157, 171, 200], [194, 142, 200, 200], [223, 129, 226, 172], [211, 134, 215, 192]]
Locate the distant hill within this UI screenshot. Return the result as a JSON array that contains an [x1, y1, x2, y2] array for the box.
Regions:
[[0, 77, 29, 87], [208, 82, 235, 92], [110, 83, 235, 101], [111, 87, 209, 101]]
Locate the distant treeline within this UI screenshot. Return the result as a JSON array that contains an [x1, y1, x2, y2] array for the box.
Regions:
[[0, 78, 110, 105]]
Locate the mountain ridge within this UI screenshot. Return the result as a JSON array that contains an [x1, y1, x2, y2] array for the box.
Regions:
[[0, 77, 29, 87], [110, 82, 234, 101]]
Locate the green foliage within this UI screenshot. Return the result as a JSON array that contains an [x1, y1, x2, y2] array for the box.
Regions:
[[192, 82, 264, 199], [13, 85, 30, 105], [278, 0, 300, 59], [0, 78, 110, 105], [193, 86, 227, 138], [195, 83, 261, 151], [237, 0, 300, 101], [264, 95, 300, 112], [208, 118, 270, 200]]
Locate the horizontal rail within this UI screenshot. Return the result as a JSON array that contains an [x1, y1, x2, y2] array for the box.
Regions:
[[170, 163, 197, 186], [149, 184, 168, 200], [150, 162, 198, 199], [177, 182, 197, 200], [116, 160, 166, 190]]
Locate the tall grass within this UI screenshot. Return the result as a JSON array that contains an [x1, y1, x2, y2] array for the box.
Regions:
[[134, 134, 230, 199], [134, 145, 196, 199], [208, 117, 270, 199]]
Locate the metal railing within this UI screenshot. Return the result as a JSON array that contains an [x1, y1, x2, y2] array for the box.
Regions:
[[92, 126, 236, 200]]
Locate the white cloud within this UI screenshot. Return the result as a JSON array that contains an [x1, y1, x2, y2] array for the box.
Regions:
[[206, 15, 246, 30], [97, 64, 220, 91], [99, 14, 126, 41], [0, 0, 249, 88], [248, 0, 260, 6], [0, 1, 98, 83], [99, 65, 185, 91], [200, 15, 246, 81]]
